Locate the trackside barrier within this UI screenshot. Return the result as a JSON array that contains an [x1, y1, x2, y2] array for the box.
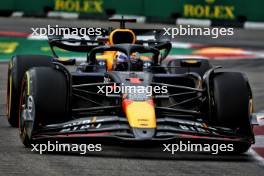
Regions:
[[0, 0, 264, 22]]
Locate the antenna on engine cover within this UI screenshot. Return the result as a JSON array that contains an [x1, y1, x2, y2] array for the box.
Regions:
[[109, 16, 137, 29]]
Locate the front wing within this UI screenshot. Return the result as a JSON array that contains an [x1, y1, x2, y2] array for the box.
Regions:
[[30, 116, 255, 146]]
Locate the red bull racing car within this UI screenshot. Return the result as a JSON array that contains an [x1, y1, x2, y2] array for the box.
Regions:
[[7, 18, 255, 153]]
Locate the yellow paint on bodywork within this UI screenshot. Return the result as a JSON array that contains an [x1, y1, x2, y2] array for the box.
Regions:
[[91, 116, 97, 127], [125, 101, 156, 128]]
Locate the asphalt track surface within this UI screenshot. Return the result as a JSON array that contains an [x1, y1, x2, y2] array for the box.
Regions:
[[0, 17, 264, 176]]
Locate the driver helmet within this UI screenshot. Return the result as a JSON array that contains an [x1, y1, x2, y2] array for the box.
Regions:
[[114, 52, 143, 71], [114, 52, 129, 71], [116, 52, 129, 63]]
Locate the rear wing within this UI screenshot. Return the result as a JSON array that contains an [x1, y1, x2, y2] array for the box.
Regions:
[[47, 27, 170, 58]]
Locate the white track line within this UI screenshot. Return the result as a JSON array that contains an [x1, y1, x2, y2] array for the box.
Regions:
[[47, 12, 79, 19], [249, 148, 264, 166], [176, 18, 211, 27], [244, 22, 264, 30], [11, 11, 24, 17]]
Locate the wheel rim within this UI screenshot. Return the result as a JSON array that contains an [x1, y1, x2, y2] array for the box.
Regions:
[[19, 76, 27, 137], [19, 72, 36, 144]]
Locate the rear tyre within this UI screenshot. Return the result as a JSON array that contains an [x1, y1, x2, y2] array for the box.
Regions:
[[7, 55, 53, 127], [19, 67, 69, 147], [212, 72, 254, 153]]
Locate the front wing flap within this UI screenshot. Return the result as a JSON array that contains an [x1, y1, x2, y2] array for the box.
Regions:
[[31, 116, 254, 145]]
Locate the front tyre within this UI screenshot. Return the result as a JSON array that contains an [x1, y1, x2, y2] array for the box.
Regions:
[[7, 55, 53, 127], [212, 72, 254, 153], [19, 66, 70, 147]]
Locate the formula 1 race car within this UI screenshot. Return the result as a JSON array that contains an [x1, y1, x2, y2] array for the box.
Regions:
[[7, 18, 255, 154]]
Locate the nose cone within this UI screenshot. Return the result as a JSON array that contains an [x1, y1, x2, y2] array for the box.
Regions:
[[122, 99, 156, 129], [132, 128, 156, 139]]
